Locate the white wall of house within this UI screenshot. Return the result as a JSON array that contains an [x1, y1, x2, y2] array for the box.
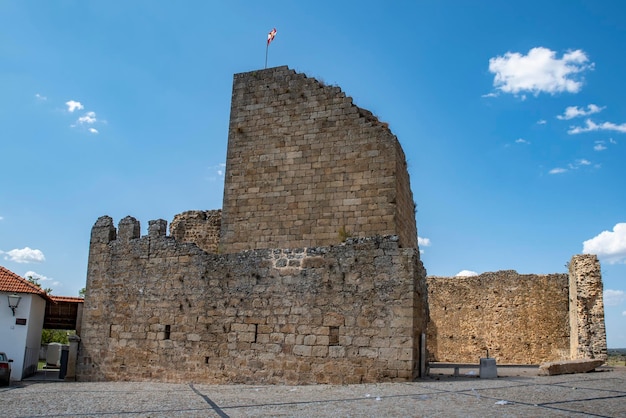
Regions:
[[0, 292, 45, 380]]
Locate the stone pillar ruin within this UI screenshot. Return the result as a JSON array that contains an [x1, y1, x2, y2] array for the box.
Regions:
[[568, 254, 607, 360]]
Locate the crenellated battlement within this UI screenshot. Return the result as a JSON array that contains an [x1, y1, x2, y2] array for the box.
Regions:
[[90, 215, 168, 244]]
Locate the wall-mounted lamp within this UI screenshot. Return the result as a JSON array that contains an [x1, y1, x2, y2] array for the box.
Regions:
[[7, 294, 21, 316]]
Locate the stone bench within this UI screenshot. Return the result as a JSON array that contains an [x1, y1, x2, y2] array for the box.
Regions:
[[428, 361, 534, 378], [427, 362, 478, 377]]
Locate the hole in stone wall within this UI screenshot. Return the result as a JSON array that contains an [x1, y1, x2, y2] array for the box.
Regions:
[[329, 326, 339, 346], [254, 324, 258, 343], [109, 324, 113, 338], [164, 325, 171, 340], [205, 357, 210, 364]]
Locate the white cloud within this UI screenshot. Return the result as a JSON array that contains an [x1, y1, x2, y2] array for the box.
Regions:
[[2, 247, 46, 263], [557, 104, 604, 120], [488, 47, 592, 96], [0, 216, 3, 221], [550, 159, 594, 174], [481, 92, 499, 98], [549, 167, 567, 174], [594, 141, 607, 151], [35, 93, 47, 101], [88, 128, 99, 134], [537, 119, 547, 125], [206, 163, 226, 182], [583, 223, 626, 264], [604, 289, 626, 306], [623, 311, 626, 316], [515, 138, 530, 144], [77, 111, 97, 124], [610, 138, 617, 144], [66, 100, 84, 113], [418, 236, 431, 247], [456, 270, 479, 277], [568, 119, 626, 134], [23, 271, 61, 288]]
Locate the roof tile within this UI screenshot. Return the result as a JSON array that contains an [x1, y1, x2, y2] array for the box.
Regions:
[[0, 265, 51, 299]]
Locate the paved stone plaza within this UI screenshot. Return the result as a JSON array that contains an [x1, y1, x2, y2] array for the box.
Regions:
[[2, 367, 624, 417]]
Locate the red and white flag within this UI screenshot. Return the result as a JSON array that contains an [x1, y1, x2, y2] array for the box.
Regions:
[[267, 28, 277, 45]]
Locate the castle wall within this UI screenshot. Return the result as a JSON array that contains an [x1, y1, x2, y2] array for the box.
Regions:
[[76, 66, 607, 381], [427, 271, 570, 364], [426, 259, 607, 365], [220, 66, 418, 253], [77, 216, 427, 384], [170, 210, 221, 254]]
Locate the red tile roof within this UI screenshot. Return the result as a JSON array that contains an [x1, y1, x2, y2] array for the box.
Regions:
[[0, 265, 52, 301], [50, 295, 84, 303]]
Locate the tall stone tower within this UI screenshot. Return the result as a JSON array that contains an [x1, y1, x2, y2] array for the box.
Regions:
[[220, 66, 417, 253]]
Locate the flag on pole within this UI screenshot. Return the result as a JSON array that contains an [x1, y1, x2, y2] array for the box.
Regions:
[[267, 28, 277, 45]]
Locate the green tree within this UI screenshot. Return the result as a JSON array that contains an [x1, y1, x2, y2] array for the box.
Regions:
[[79, 287, 86, 297], [41, 329, 70, 345], [26, 275, 52, 295]]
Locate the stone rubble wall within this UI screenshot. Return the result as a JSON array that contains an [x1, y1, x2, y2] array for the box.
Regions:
[[170, 210, 221, 254], [569, 254, 607, 360], [77, 216, 427, 384], [220, 66, 418, 253], [427, 271, 571, 364], [427, 259, 607, 365]]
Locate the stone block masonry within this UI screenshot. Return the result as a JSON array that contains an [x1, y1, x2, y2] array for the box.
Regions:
[[77, 216, 428, 384], [220, 66, 417, 253]]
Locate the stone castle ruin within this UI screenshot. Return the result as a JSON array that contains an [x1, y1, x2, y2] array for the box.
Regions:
[[77, 66, 606, 384]]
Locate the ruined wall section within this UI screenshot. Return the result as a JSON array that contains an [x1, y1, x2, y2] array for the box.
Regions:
[[220, 66, 418, 253], [78, 216, 427, 384], [569, 254, 607, 360], [427, 271, 570, 364], [170, 210, 221, 254]]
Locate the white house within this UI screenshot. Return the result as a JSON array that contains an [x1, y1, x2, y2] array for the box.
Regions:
[[0, 266, 50, 381]]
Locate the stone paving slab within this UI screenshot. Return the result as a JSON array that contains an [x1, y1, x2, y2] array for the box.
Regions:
[[2, 367, 624, 417]]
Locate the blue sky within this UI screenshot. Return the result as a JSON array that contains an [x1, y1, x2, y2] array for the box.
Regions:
[[1, 1, 625, 347]]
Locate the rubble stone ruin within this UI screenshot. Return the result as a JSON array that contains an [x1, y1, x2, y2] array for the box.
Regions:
[[77, 66, 606, 384]]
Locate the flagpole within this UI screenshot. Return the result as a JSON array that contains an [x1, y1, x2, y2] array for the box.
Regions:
[[265, 28, 276, 69]]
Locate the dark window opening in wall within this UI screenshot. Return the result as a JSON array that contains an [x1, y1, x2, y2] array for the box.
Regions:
[[254, 324, 258, 343], [205, 356, 210, 364], [164, 325, 171, 340], [109, 324, 113, 338], [329, 326, 339, 346]]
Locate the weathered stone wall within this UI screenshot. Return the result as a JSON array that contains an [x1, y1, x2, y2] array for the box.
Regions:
[[427, 260, 608, 365], [426, 271, 571, 364], [78, 216, 427, 384], [170, 210, 221, 254], [569, 254, 607, 360], [220, 66, 418, 253]]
